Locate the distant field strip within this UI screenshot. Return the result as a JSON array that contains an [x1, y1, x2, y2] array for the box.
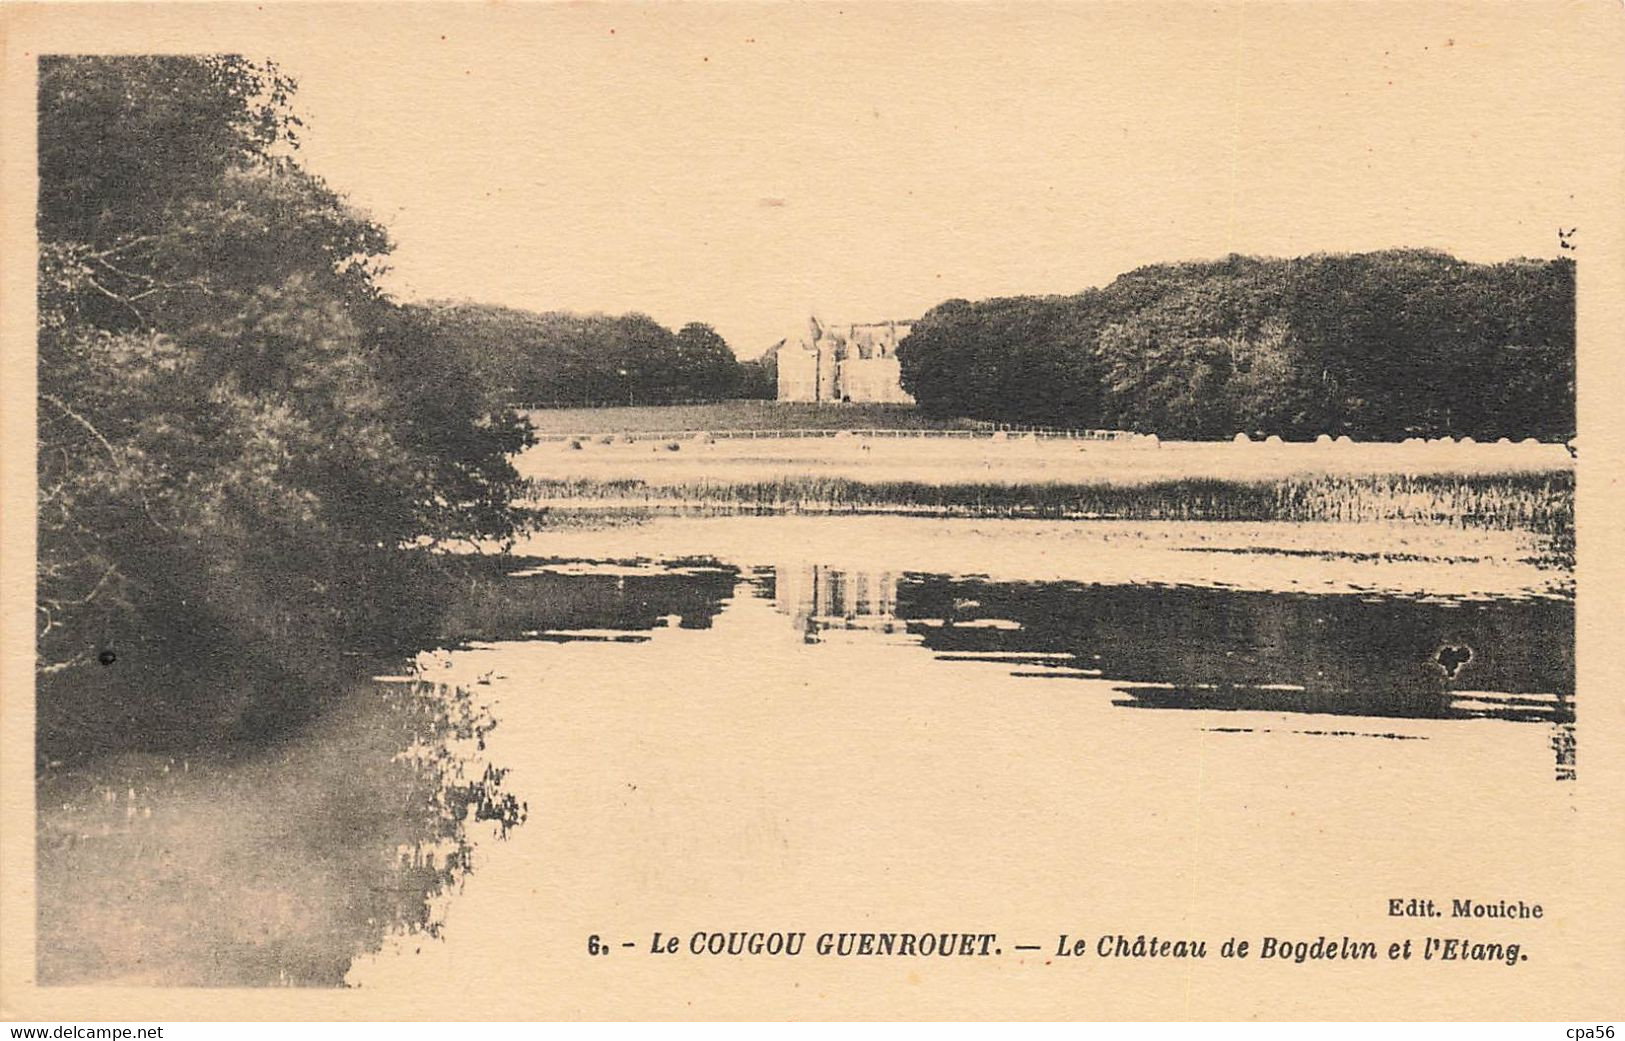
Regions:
[[519, 401, 981, 434], [533, 427, 1142, 443]]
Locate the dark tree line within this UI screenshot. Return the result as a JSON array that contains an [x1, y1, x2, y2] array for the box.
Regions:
[[37, 56, 533, 759], [416, 302, 755, 407], [897, 251, 1575, 441], [736, 350, 778, 399]]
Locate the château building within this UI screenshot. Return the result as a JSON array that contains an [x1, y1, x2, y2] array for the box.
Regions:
[[775, 316, 915, 404]]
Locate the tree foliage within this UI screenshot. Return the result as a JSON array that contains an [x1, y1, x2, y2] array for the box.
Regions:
[[898, 250, 1575, 440], [37, 56, 532, 757], [409, 302, 747, 408], [735, 348, 778, 400]]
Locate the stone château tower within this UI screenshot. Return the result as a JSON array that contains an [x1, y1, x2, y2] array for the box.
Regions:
[[775, 315, 915, 404]]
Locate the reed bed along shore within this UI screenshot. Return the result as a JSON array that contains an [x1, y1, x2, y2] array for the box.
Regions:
[[518, 470, 1574, 537]]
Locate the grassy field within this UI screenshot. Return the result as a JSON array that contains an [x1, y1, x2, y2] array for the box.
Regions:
[[516, 434, 1572, 496], [521, 401, 979, 434]]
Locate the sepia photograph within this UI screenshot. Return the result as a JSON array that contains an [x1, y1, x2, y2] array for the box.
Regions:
[[1, 0, 1622, 1024]]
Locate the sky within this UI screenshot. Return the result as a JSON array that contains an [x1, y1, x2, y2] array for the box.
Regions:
[[262, 3, 1602, 356]]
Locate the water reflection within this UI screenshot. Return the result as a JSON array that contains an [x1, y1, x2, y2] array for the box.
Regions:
[[510, 556, 1575, 728], [764, 566, 1573, 726], [472, 558, 739, 637], [36, 675, 524, 987], [35, 557, 740, 989], [37, 549, 1575, 988], [773, 564, 905, 636]]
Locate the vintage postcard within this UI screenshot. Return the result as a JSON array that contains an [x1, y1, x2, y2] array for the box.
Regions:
[[1, 0, 1622, 1022]]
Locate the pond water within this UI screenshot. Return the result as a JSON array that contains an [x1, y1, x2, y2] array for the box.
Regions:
[[37, 515, 1576, 999]]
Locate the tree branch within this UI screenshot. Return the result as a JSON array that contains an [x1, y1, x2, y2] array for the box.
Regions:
[[39, 392, 120, 463]]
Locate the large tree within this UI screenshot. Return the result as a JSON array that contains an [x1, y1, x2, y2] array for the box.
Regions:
[[37, 56, 532, 757]]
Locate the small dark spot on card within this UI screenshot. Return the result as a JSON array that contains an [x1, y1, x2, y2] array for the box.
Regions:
[[1436, 644, 1473, 679]]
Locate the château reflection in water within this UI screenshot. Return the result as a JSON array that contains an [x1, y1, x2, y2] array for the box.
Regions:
[[772, 564, 904, 636], [764, 565, 1574, 727]]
